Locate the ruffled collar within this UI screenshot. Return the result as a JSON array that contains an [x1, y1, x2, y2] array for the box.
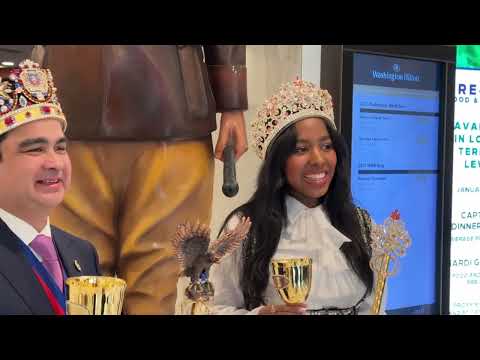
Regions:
[[284, 195, 351, 249]]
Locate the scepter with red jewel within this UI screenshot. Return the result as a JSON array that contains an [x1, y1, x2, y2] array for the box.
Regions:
[[369, 210, 412, 314]]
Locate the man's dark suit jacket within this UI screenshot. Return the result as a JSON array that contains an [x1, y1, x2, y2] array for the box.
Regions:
[[0, 219, 100, 315]]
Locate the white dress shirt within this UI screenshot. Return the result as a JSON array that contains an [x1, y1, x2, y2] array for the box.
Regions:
[[0, 207, 51, 261]]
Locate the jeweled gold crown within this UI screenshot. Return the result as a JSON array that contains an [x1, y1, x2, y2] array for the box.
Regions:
[[0, 59, 66, 136], [251, 79, 335, 160]]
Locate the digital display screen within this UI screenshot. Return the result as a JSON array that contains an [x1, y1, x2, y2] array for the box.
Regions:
[[351, 53, 442, 314]]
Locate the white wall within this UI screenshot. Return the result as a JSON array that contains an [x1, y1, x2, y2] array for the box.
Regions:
[[301, 45, 322, 86]]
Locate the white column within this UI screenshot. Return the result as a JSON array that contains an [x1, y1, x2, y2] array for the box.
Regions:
[[301, 45, 322, 86]]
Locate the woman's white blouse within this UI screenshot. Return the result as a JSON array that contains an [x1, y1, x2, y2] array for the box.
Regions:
[[175, 196, 387, 315]]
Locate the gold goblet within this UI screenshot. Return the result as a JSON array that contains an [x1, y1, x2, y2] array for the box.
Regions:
[[65, 276, 127, 315], [271, 257, 312, 305]]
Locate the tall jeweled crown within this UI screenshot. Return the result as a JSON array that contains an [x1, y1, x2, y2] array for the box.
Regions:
[[250, 79, 335, 160], [0, 59, 66, 136]]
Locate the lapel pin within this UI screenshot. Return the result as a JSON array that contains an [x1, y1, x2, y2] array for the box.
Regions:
[[74, 259, 82, 272]]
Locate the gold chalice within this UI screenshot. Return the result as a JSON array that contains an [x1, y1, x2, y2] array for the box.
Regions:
[[271, 257, 312, 305], [65, 276, 127, 315]]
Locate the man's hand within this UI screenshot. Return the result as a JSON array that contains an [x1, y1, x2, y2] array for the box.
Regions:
[[215, 111, 248, 162]]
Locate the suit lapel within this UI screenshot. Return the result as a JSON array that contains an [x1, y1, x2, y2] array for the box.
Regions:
[[0, 219, 54, 315], [53, 228, 85, 278]]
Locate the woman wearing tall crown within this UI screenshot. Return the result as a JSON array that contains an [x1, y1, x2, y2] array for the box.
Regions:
[[208, 79, 386, 315]]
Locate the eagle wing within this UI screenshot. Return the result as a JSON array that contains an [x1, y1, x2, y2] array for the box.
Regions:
[[208, 216, 251, 263]]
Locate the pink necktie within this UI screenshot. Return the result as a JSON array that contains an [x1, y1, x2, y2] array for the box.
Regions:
[[30, 234, 64, 292]]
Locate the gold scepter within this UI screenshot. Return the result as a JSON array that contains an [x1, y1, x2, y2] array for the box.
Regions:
[[369, 210, 412, 315]]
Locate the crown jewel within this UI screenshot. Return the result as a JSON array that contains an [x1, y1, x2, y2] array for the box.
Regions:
[[0, 59, 66, 136]]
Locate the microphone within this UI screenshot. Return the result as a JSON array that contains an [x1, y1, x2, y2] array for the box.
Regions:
[[222, 136, 239, 197]]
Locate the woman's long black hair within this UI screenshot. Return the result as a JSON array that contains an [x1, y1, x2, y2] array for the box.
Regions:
[[219, 118, 374, 310]]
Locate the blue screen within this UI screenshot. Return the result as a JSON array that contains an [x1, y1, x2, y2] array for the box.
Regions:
[[351, 53, 441, 314]]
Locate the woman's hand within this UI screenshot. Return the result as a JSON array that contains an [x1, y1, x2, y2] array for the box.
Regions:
[[258, 303, 307, 315]]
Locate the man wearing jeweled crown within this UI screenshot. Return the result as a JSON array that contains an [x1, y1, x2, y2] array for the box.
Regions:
[[0, 59, 100, 315]]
